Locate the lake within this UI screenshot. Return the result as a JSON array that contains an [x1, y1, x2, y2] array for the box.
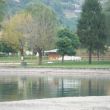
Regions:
[[0, 75, 110, 102]]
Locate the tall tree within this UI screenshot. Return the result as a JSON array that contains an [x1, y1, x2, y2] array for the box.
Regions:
[[103, 0, 110, 46], [3, 12, 32, 60], [77, 0, 107, 64], [94, 13, 107, 61], [0, 0, 6, 29], [56, 29, 80, 64], [27, 4, 57, 65]]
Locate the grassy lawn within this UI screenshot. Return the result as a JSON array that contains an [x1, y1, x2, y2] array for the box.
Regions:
[[0, 55, 38, 63], [32, 60, 110, 69], [0, 55, 110, 69]]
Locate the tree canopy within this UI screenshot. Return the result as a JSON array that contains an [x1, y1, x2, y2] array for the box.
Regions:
[[103, 0, 110, 46], [77, 0, 107, 64], [26, 4, 58, 65], [0, 0, 5, 21], [0, 0, 6, 29], [57, 29, 80, 63], [3, 12, 32, 57], [0, 41, 16, 53]]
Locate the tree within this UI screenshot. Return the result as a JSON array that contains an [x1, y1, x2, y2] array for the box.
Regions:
[[77, 0, 107, 64], [0, 41, 17, 54], [27, 4, 57, 65], [93, 12, 107, 61], [3, 12, 32, 60], [56, 29, 80, 64], [0, 0, 6, 29], [103, 0, 110, 46]]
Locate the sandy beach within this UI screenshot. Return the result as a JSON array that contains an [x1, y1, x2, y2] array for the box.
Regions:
[[0, 96, 110, 110]]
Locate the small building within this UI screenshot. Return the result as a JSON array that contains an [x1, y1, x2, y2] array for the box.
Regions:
[[45, 49, 60, 61], [45, 49, 82, 61]]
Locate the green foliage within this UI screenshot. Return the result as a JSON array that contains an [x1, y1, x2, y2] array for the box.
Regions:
[[0, 0, 6, 23], [1, 0, 79, 30], [26, 3, 58, 65], [77, 0, 107, 64], [57, 36, 76, 56], [94, 12, 107, 55], [58, 29, 80, 47], [0, 41, 17, 53], [56, 28, 80, 63], [39, 0, 79, 30], [3, 12, 30, 48], [0, 0, 6, 30], [103, 0, 110, 46]]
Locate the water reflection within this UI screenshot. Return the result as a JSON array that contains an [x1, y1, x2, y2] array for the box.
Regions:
[[0, 76, 110, 101]]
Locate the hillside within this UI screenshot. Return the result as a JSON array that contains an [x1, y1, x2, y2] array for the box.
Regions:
[[41, 0, 83, 31], [5, 0, 83, 31], [4, 0, 106, 31]]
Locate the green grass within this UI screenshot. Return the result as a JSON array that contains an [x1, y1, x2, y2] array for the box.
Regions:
[[0, 55, 110, 69], [0, 56, 20, 62], [0, 55, 38, 63], [27, 60, 110, 69]]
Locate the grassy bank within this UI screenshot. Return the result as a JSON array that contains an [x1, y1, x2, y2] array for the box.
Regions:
[[0, 55, 37, 63], [0, 56, 110, 69], [28, 60, 110, 69]]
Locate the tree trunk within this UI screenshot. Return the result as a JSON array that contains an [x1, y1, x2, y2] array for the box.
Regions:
[[97, 49, 100, 61], [38, 48, 43, 65], [20, 47, 24, 61], [62, 55, 64, 64], [88, 47, 92, 64], [19, 40, 24, 61], [39, 52, 42, 65]]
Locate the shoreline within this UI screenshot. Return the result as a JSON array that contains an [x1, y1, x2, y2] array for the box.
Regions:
[[0, 96, 110, 110], [0, 68, 110, 78]]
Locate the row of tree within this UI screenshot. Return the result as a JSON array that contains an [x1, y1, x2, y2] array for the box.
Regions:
[[2, 3, 57, 65], [0, 0, 110, 65], [0, 0, 80, 65]]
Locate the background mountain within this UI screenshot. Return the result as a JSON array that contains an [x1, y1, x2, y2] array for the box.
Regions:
[[41, 0, 84, 31], [6, 0, 83, 31]]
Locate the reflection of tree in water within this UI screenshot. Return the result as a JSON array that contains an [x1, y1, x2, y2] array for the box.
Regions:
[[88, 80, 91, 96], [0, 83, 18, 101], [26, 77, 58, 99], [31, 78, 45, 98], [83, 79, 105, 96], [0, 76, 110, 101], [61, 78, 64, 97], [57, 78, 81, 97]]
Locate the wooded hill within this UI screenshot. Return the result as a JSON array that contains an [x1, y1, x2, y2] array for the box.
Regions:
[[5, 0, 83, 31]]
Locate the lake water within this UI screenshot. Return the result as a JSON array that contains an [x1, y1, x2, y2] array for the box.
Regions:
[[0, 75, 110, 101]]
